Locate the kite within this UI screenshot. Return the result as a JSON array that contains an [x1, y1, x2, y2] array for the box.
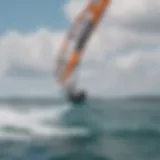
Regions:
[[54, 0, 111, 102]]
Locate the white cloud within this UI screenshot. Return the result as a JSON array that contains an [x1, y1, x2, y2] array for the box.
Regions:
[[80, 48, 160, 96], [0, 29, 65, 77], [0, 0, 160, 95], [107, 0, 160, 33]]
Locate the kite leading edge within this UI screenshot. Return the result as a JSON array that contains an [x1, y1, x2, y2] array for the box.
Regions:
[[55, 0, 111, 103]]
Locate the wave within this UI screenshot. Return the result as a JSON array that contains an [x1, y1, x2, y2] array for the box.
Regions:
[[0, 105, 90, 141]]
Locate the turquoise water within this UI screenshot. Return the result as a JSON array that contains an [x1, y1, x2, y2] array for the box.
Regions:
[[0, 97, 160, 160]]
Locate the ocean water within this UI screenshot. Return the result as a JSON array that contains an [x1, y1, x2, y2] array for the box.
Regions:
[[0, 96, 160, 160]]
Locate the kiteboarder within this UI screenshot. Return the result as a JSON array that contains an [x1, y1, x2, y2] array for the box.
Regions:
[[68, 91, 86, 103], [64, 76, 87, 103]]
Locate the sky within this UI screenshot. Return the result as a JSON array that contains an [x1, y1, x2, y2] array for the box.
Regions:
[[0, 0, 160, 97], [0, 0, 68, 33]]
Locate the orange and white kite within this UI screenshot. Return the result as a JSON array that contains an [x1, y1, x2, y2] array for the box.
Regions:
[[55, 0, 111, 91]]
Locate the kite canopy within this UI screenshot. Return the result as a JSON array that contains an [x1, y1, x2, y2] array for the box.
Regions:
[[55, 0, 111, 91]]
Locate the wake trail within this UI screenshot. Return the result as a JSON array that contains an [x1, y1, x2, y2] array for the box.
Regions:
[[0, 104, 89, 141]]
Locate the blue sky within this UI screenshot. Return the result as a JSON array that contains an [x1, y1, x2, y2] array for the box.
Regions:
[[0, 0, 68, 33]]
